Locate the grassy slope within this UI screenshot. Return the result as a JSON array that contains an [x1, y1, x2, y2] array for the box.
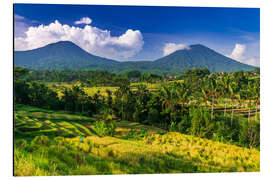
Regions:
[[14, 105, 260, 176]]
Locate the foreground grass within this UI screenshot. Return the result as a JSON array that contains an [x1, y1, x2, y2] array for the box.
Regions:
[[14, 132, 259, 176]]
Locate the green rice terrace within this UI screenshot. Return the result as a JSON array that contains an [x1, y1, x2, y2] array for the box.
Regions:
[[14, 104, 259, 176]]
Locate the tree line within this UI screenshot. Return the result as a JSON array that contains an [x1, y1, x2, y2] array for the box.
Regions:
[[17, 69, 165, 86]]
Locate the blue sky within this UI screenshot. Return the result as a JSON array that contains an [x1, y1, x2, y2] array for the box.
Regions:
[[14, 4, 260, 66]]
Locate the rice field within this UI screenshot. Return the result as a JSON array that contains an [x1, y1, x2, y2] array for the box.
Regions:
[[45, 81, 169, 97], [46, 82, 119, 97], [14, 105, 97, 138], [14, 104, 260, 176]]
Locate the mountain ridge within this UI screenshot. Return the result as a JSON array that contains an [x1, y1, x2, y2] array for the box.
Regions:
[[14, 41, 256, 73]]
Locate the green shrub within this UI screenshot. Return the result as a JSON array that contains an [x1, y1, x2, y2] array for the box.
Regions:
[[169, 121, 177, 132], [54, 136, 65, 145], [147, 108, 160, 125], [239, 120, 260, 148], [15, 139, 27, 149], [94, 120, 116, 137], [31, 135, 50, 146], [177, 114, 190, 133]]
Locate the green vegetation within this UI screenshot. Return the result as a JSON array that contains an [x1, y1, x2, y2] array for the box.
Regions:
[[14, 67, 260, 176], [14, 105, 259, 175]]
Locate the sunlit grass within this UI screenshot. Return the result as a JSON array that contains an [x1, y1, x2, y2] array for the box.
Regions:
[[14, 105, 260, 176], [14, 132, 259, 176]]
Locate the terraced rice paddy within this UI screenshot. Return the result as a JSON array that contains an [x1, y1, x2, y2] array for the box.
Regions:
[[14, 104, 260, 176], [14, 105, 97, 138]]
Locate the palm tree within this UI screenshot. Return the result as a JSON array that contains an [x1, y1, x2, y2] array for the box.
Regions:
[[246, 80, 259, 122], [253, 79, 260, 120], [115, 83, 133, 121], [175, 82, 191, 112], [218, 75, 231, 117], [207, 76, 218, 120], [229, 80, 238, 126], [159, 84, 178, 123], [159, 85, 172, 112], [106, 89, 113, 108], [199, 77, 210, 107]]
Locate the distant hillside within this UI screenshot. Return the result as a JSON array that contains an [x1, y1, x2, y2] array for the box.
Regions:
[[14, 41, 256, 73], [14, 41, 118, 70], [154, 44, 255, 72]]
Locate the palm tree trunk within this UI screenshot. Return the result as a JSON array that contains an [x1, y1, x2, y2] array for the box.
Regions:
[[224, 98, 227, 117], [122, 102, 124, 121], [248, 108, 250, 122], [231, 109, 234, 127], [211, 96, 214, 120], [255, 103, 258, 120]]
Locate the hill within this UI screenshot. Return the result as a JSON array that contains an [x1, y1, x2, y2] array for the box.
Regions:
[[14, 41, 256, 73], [14, 41, 118, 70], [155, 44, 256, 72]]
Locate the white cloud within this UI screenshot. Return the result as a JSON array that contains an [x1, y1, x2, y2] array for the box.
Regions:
[[14, 14, 28, 38], [163, 43, 190, 56], [14, 20, 144, 60], [228, 44, 246, 61], [227, 43, 259, 67], [14, 14, 25, 20], [246, 58, 260, 67], [74, 17, 92, 25]]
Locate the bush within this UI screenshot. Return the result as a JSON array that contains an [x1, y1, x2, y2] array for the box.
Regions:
[[126, 128, 148, 140], [177, 114, 190, 133], [239, 120, 260, 148], [31, 135, 50, 146], [94, 120, 116, 137], [15, 139, 27, 149], [189, 107, 213, 137], [169, 121, 177, 132], [147, 108, 160, 125]]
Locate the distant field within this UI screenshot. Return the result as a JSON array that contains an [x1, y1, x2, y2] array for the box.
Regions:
[[46, 82, 119, 97], [45, 82, 164, 97], [14, 105, 259, 175]]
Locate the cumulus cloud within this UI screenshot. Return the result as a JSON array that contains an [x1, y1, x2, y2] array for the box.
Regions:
[[163, 43, 190, 56], [14, 20, 144, 60], [227, 43, 259, 67], [228, 44, 246, 61], [74, 17, 92, 25]]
